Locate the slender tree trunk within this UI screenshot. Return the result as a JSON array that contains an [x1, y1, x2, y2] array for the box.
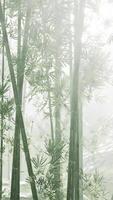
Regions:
[[10, 1, 33, 200], [67, 0, 85, 200], [0, 30, 4, 200], [0, 1, 5, 198], [54, 1, 62, 198], [47, 70, 54, 142], [0, 2, 38, 200], [79, 101, 83, 200], [42, 3, 54, 142], [54, 44, 61, 200], [10, 1, 21, 199]]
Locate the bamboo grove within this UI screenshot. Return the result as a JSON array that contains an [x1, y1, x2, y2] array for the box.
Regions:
[[0, 0, 113, 200]]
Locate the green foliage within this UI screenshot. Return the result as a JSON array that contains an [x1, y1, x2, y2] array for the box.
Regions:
[[0, 79, 14, 157], [31, 140, 65, 200], [82, 38, 111, 100], [83, 171, 109, 200], [0, 81, 14, 118], [0, 99, 14, 117], [31, 153, 55, 200]]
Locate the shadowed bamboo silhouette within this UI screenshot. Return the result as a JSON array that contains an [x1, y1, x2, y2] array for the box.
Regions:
[[10, 1, 31, 199], [0, 0, 5, 199], [0, 1, 38, 200], [67, 0, 86, 200]]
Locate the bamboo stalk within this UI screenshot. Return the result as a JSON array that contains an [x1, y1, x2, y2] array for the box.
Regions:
[[0, 2, 38, 199], [0, 0, 5, 198], [67, 0, 85, 199], [10, 1, 31, 199], [10, 0, 21, 199]]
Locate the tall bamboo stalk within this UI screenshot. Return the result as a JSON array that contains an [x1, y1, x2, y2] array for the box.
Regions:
[[0, 1, 5, 199], [54, 1, 62, 199], [67, 0, 85, 199], [0, 2, 38, 199], [10, 0, 21, 199], [42, 2, 54, 142], [10, 1, 31, 199], [47, 69, 54, 142]]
